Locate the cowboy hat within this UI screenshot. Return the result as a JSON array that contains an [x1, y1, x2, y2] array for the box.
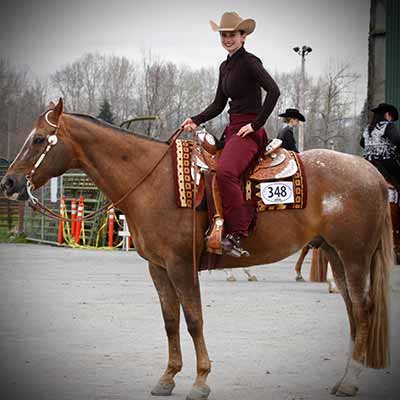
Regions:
[[278, 108, 306, 122], [371, 103, 399, 121], [210, 12, 256, 35]]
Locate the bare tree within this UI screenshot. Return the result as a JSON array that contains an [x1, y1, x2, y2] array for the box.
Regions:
[[309, 62, 360, 151], [51, 60, 85, 112], [100, 55, 137, 123], [0, 59, 47, 159], [80, 53, 103, 114], [1, 51, 361, 157]]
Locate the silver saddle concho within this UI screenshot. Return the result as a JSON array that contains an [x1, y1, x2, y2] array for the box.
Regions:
[[191, 127, 218, 183], [249, 138, 298, 181]]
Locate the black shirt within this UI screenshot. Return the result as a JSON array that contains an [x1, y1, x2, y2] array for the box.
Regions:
[[277, 125, 298, 152], [191, 46, 280, 131]]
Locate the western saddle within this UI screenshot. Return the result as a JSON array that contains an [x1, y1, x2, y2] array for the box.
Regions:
[[192, 128, 298, 255]]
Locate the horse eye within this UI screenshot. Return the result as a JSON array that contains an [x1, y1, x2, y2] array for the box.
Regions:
[[33, 136, 46, 145]]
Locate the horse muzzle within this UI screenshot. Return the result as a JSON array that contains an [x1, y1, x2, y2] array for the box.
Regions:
[[0, 173, 29, 201]]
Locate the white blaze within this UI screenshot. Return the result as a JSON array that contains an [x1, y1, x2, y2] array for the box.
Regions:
[[9, 128, 36, 168]]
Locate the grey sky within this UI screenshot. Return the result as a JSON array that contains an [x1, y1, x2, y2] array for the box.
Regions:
[[0, 0, 370, 105]]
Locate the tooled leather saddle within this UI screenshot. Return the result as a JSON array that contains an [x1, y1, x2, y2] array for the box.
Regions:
[[192, 129, 298, 255]]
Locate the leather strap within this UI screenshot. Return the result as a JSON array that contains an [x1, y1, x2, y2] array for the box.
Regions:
[[28, 127, 184, 223]]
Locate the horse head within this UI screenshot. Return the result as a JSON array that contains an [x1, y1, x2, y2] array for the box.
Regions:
[[0, 98, 76, 200]]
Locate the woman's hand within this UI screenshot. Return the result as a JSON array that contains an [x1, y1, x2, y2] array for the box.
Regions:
[[237, 123, 254, 137], [181, 118, 197, 132]]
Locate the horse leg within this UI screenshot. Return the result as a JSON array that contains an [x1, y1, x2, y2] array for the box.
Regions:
[[336, 262, 371, 397], [224, 269, 237, 281], [243, 267, 258, 281], [294, 245, 310, 281], [148, 263, 182, 396], [167, 264, 211, 400], [322, 245, 359, 396], [327, 263, 340, 294]]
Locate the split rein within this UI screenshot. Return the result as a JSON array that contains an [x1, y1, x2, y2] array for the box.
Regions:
[[26, 110, 185, 223]]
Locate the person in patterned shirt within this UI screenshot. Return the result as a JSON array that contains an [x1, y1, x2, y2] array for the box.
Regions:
[[360, 103, 400, 190]]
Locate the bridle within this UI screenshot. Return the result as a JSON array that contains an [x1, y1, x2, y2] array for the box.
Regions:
[[26, 110, 60, 205], [25, 110, 184, 222], [25, 114, 198, 283]]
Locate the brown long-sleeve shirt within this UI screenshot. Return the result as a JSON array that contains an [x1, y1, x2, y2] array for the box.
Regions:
[[191, 46, 280, 131]]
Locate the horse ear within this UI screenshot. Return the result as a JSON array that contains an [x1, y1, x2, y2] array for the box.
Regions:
[[52, 98, 64, 123], [48, 101, 56, 110], [47, 98, 64, 126], [54, 98, 64, 115]]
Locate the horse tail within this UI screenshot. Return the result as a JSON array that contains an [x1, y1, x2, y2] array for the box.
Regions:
[[366, 203, 393, 369]]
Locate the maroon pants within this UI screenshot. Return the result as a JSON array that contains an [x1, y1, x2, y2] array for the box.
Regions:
[[216, 113, 267, 236]]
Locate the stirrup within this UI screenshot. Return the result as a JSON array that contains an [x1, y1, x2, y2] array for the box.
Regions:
[[222, 234, 250, 258]]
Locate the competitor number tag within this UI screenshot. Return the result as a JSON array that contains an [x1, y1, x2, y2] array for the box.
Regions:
[[260, 181, 294, 205]]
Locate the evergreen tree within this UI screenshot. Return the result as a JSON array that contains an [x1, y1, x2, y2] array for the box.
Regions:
[[97, 99, 114, 124]]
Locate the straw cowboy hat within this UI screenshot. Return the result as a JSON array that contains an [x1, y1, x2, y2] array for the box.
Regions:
[[210, 12, 256, 35]]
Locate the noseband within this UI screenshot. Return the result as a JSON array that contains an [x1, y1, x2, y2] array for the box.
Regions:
[[26, 110, 60, 204]]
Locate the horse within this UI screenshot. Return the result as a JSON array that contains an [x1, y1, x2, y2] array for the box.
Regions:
[[1, 99, 392, 399]]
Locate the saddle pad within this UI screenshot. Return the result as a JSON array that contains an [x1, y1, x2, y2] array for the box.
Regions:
[[172, 139, 195, 208], [245, 151, 307, 211], [172, 141, 307, 211]]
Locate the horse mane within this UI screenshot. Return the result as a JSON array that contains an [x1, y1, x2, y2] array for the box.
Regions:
[[68, 113, 167, 144]]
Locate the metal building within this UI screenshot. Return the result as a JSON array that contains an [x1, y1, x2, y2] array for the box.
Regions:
[[369, 0, 400, 112]]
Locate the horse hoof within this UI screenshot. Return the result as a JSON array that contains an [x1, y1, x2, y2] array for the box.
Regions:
[[248, 275, 258, 282], [328, 282, 340, 294], [186, 384, 211, 400], [331, 382, 340, 395], [151, 381, 175, 396], [226, 276, 236, 282], [295, 276, 305, 282], [333, 383, 359, 397]]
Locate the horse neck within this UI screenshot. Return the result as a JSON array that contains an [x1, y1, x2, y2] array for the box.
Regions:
[[64, 114, 167, 206]]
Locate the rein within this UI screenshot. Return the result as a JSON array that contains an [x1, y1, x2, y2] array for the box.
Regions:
[[27, 113, 199, 282], [27, 111, 184, 222]]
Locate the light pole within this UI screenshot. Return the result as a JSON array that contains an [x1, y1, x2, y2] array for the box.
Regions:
[[7, 130, 10, 161], [293, 45, 312, 152]]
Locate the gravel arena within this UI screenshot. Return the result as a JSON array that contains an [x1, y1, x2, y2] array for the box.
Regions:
[[0, 243, 399, 400]]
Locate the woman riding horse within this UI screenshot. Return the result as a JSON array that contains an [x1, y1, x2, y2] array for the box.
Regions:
[[181, 12, 280, 257]]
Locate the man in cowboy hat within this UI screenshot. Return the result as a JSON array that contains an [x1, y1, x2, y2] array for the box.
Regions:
[[181, 11, 280, 257], [360, 102, 400, 191], [277, 108, 305, 153]]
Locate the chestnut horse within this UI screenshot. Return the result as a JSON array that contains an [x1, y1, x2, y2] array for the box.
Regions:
[[1, 99, 392, 399]]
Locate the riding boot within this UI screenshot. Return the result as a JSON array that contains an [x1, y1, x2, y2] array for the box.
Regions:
[[221, 233, 250, 258]]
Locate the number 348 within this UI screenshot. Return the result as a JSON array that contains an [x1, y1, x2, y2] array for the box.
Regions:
[[267, 185, 288, 199]]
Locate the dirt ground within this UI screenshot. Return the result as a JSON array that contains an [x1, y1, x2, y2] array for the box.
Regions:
[[0, 243, 399, 400]]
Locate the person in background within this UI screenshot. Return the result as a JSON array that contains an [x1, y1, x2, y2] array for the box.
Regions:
[[360, 102, 400, 191], [277, 108, 305, 152]]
